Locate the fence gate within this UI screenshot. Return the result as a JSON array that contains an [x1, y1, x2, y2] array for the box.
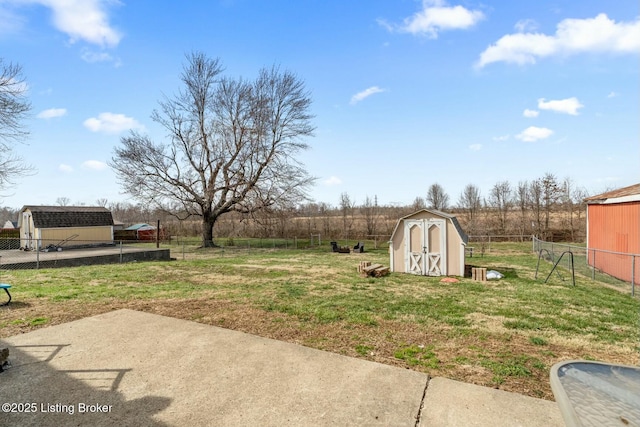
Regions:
[[404, 219, 447, 276]]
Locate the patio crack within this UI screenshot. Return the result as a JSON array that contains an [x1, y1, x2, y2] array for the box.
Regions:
[[414, 375, 430, 427]]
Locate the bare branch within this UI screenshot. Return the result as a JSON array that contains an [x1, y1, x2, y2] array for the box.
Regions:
[[426, 183, 450, 211], [0, 59, 33, 192], [110, 53, 315, 246]]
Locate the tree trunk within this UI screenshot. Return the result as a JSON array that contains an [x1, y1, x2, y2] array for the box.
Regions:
[[201, 212, 217, 247]]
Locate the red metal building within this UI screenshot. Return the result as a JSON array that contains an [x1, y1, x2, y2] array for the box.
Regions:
[[585, 183, 640, 285]]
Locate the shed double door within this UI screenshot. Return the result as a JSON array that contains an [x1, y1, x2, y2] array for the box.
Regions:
[[404, 219, 447, 276]]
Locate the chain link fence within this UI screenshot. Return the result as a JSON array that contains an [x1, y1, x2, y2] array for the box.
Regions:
[[532, 236, 638, 295], [0, 238, 169, 270], [0, 236, 336, 269], [0, 233, 383, 269], [163, 236, 364, 261]]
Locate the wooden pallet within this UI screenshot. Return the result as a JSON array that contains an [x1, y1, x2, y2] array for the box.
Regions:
[[357, 261, 390, 278]]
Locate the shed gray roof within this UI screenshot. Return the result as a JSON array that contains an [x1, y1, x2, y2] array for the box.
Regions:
[[21, 206, 114, 228]]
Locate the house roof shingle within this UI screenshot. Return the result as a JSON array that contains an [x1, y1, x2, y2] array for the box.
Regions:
[[21, 206, 114, 228]]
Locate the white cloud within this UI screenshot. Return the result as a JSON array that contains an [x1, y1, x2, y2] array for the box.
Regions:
[[18, 0, 122, 47], [607, 91, 618, 98], [514, 19, 538, 33], [379, 0, 484, 38], [350, 86, 386, 105], [492, 135, 510, 142], [523, 109, 539, 118], [324, 176, 342, 186], [59, 164, 73, 173], [81, 49, 113, 63], [37, 108, 67, 119], [81, 160, 107, 171], [515, 126, 554, 142], [83, 112, 144, 134], [538, 97, 583, 115], [469, 144, 482, 151], [477, 13, 640, 68]]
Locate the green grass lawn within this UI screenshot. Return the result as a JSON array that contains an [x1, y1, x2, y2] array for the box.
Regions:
[[1, 241, 638, 399]]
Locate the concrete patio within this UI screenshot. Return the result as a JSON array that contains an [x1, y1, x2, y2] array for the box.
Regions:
[[0, 309, 564, 426]]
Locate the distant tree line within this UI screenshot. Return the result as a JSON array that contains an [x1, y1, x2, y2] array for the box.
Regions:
[[199, 172, 588, 242], [417, 172, 589, 241], [119, 171, 590, 243], [0, 171, 593, 243]]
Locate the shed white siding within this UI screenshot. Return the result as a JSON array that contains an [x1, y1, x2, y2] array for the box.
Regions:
[[389, 209, 468, 277]]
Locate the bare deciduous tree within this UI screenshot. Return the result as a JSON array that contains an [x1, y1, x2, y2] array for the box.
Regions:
[[528, 173, 561, 239], [561, 177, 575, 241], [426, 183, 449, 211], [361, 195, 380, 237], [317, 202, 332, 238], [541, 172, 561, 237], [339, 192, 355, 239], [0, 206, 18, 225], [528, 179, 543, 237], [95, 198, 109, 208], [457, 183, 482, 235], [489, 180, 512, 234], [412, 196, 426, 211], [110, 52, 315, 247], [515, 181, 529, 238], [298, 202, 318, 236], [56, 197, 71, 206], [571, 185, 590, 240], [0, 59, 32, 191], [457, 183, 481, 221]]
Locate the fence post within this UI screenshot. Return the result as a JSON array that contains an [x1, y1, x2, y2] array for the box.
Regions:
[[182, 242, 185, 261], [120, 240, 123, 263], [294, 236, 297, 249], [36, 244, 40, 269], [591, 250, 596, 280]]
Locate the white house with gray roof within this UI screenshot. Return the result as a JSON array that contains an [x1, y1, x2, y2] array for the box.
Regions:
[[18, 206, 114, 250]]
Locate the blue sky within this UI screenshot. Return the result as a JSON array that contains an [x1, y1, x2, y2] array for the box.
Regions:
[[0, 0, 638, 209]]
